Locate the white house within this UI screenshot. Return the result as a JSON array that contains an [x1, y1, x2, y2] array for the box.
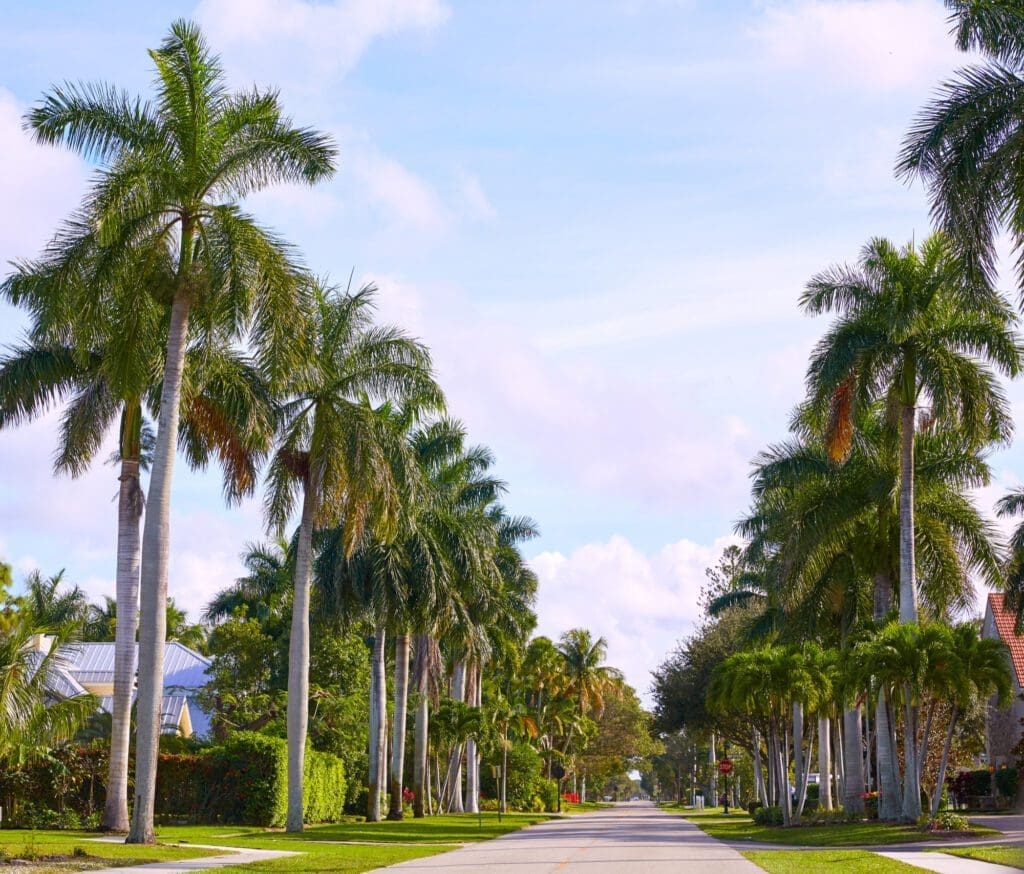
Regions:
[[30, 636, 213, 738]]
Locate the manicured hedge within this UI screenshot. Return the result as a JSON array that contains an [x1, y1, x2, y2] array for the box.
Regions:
[[155, 732, 346, 826]]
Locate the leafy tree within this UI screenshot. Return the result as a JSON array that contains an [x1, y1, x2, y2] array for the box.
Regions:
[[264, 283, 441, 831], [19, 19, 336, 842]]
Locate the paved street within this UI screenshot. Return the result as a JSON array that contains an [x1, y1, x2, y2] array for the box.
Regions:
[[369, 802, 763, 873]]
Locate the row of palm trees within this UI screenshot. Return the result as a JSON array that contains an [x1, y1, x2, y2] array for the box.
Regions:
[[691, 1, 1024, 824], [0, 19, 529, 840]]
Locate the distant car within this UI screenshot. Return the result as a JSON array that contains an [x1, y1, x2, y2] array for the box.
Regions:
[[602, 795, 613, 802]]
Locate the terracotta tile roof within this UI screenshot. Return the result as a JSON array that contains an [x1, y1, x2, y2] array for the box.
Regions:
[[988, 593, 1024, 687]]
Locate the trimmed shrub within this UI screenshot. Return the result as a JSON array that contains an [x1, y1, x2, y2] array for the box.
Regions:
[[923, 811, 969, 831], [534, 778, 559, 813], [747, 801, 763, 816], [153, 732, 345, 826], [752, 805, 783, 826]]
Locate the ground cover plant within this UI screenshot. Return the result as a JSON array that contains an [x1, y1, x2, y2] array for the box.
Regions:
[[743, 850, 922, 874]]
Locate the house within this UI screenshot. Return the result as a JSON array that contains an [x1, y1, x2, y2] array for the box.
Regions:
[[30, 636, 212, 738], [982, 593, 1024, 766]]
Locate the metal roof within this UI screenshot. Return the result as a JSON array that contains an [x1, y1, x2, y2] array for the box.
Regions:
[[55, 641, 210, 688], [97, 694, 191, 734], [27, 650, 88, 698]]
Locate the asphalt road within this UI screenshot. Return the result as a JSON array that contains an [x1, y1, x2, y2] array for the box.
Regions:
[[369, 802, 764, 873]]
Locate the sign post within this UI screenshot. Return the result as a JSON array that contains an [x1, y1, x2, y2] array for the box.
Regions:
[[552, 763, 566, 814], [718, 759, 733, 815]]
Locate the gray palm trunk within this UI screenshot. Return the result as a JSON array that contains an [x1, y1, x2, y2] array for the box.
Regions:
[[792, 702, 804, 797], [833, 715, 845, 805], [128, 288, 191, 845], [285, 480, 317, 832], [752, 728, 768, 806], [876, 688, 903, 819], [818, 715, 832, 810], [931, 703, 958, 817], [444, 660, 466, 813], [899, 404, 919, 624], [411, 634, 431, 818], [901, 685, 922, 821], [368, 626, 388, 821], [842, 706, 865, 814], [708, 732, 717, 802], [102, 456, 143, 832], [388, 633, 411, 820], [465, 664, 480, 814]]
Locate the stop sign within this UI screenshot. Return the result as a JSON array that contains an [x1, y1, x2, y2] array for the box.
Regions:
[[718, 759, 733, 775]]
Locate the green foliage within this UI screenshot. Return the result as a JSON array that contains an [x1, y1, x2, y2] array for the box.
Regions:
[[753, 805, 784, 826], [481, 741, 542, 810], [535, 777, 560, 813], [152, 732, 345, 826], [922, 810, 969, 832]]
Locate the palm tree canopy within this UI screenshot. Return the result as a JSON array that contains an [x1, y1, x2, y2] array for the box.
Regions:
[[898, 2, 1024, 287], [802, 234, 1020, 460]]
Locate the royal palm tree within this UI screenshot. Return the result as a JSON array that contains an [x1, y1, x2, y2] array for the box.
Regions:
[[802, 233, 1019, 626], [0, 329, 271, 831], [17, 20, 336, 843], [898, 1, 1024, 288], [264, 283, 442, 831], [929, 622, 1011, 815]]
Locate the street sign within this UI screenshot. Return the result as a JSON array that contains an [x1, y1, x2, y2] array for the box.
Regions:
[[718, 759, 733, 775]]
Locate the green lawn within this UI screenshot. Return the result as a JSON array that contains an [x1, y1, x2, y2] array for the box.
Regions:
[[0, 829, 218, 871], [744, 849, 923, 873], [676, 810, 1000, 846], [145, 813, 552, 873], [941, 845, 1024, 869]]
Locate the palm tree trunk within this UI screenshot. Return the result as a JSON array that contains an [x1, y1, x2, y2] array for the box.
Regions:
[[918, 700, 936, 787], [876, 688, 903, 820], [753, 727, 767, 807], [779, 723, 792, 826], [412, 635, 431, 819], [501, 729, 509, 814], [709, 731, 717, 803], [128, 283, 192, 846], [818, 715, 832, 811], [931, 703, 958, 817], [833, 715, 845, 804], [899, 403, 918, 623], [902, 684, 922, 822], [388, 632, 411, 820], [465, 664, 480, 814], [102, 453, 143, 833], [284, 480, 317, 832], [792, 702, 804, 798], [368, 626, 387, 821], [444, 660, 466, 813], [842, 705, 865, 814]]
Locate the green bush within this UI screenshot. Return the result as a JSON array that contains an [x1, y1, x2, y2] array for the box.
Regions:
[[534, 778, 560, 813], [923, 810, 969, 831], [805, 784, 819, 802], [303, 748, 347, 823], [747, 800, 763, 816], [481, 742, 543, 810], [752, 805, 783, 826], [997, 767, 1018, 799], [154, 731, 345, 826]]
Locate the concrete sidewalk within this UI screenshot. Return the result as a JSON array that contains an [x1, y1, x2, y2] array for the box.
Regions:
[[368, 802, 763, 873], [86, 839, 299, 874], [878, 849, 1021, 873]]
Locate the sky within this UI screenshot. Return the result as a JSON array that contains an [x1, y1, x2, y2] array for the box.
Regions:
[[1, 0, 1021, 701]]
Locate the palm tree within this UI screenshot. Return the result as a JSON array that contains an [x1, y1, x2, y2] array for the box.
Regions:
[[264, 283, 442, 832], [929, 622, 1011, 816], [0, 330, 271, 832], [802, 234, 1019, 627], [898, 1, 1024, 288], [739, 404, 1002, 819], [557, 629, 622, 802], [18, 20, 336, 843]]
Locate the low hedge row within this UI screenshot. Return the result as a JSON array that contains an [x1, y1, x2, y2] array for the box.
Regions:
[[155, 731, 346, 826]]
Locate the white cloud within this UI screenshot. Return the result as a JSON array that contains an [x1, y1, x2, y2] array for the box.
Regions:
[[532, 534, 739, 700], [194, 0, 449, 81], [370, 274, 759, 510], [0, 88, 87, 266], [354, 152, 450, 232], [747, 0, 963, 92], [455, 171, 497, 221]]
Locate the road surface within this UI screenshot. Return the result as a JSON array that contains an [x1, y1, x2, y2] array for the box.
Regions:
[[369, 802, 763, 873]]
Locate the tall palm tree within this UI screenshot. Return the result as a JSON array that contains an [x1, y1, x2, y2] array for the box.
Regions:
[[929, 622, 1011, 815], [898, 0, 1024, 288], [18, 20, 336, 843], [264, 283, 442, 832], [0, 330, 271, 831], [802, 233, 1019, 625]]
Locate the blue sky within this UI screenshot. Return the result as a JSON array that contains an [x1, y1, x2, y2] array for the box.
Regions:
[[1, 0, 1017, 694]]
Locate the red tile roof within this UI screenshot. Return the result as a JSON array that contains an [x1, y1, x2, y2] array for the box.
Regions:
[[988, 593, 1024, 688]]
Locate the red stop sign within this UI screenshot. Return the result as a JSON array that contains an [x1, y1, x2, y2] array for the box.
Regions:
[[718, 759, 733, 774]]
